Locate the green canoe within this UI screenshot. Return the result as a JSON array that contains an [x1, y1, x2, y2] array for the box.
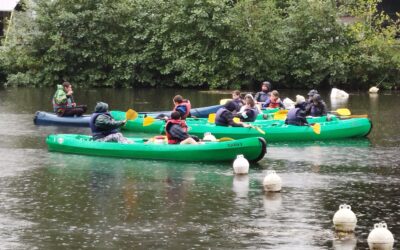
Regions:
[[111, 111, 372, 142], [46, 134, 267, 162]]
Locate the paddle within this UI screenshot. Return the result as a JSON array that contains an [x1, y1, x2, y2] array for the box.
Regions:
[[143, 116, 156, 126], [126, 109, 138, 120], [339, 114, 368, 119], [208, 113, 240, 123], [331, 108, 351, 116], [218, 137, 234, 142], [220, 98, 232, 105], [309, 123, 321, 134], [273, 109, 288, 120], [249, 125, 266, 135]]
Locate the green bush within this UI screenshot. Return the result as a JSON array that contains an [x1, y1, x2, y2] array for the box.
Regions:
[[0, 0, 398, 89]]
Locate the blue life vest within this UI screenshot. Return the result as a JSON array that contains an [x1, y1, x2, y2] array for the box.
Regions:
[[215, 108, 229, 126], [89, 112, 119, 140], [241, 107, 259, 122], [286, 108, 307, 126], [255, 91, 270, 103], [310, 104, 326, 117]]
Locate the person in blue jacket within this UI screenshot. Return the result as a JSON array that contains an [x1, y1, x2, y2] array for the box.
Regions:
[[306, 94, 328, 117], [237, 94, 259, 122], [89, 102, 132, 144], [215, 101, 251, 127], [285, 95, 308, 126]]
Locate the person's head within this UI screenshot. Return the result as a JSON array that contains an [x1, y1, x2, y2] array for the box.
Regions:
[[232, 90, 241, 99], [261, 81, 271, 92], [170, 111, 181, 120], [307, 89, 318, 98], [295, 95, 306, 105], [173, 95, 183, 104], [94, 102, 109, 113], [312, 94, 322, 104], [62, 81, 72, 92], [224, 101, 237, 112], [245, 94, 255, 107], [270, 90, 279, 101]]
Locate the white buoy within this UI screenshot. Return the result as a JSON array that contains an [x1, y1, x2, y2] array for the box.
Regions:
[[367, 222, 394, 250], [332, 204, 357, 232], [203, 132, 217, 142], [233, 155, 249, 175], [262, 170, 282, 192], [331, 88, 349, 99], [369, 86, 379, 93]]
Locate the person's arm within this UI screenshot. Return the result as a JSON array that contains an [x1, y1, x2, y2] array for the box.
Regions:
[[169, 124, 190, 141], [175, 106, 187, 118], [95, 114, 125, 130], [224, 111, 244, 127]]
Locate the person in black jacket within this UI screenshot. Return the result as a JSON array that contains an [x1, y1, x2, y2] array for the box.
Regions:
[[215, 101, 251, 127]]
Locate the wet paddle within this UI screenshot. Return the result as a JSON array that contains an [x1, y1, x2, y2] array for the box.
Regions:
[[126, 109, 138, 120], [309, 123, 321, 134], [143, 116, 156, 126], [249, 125, 266, 135], [331, 108, 351, 116], [208, 113, 240, 123]]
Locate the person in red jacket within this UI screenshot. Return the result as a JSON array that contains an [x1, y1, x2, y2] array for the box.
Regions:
[[173, 95, 191, 120], [165, 111, 199, 144]]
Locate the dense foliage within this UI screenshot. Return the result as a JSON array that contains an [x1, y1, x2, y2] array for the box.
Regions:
[[0, 0, 399, 89]]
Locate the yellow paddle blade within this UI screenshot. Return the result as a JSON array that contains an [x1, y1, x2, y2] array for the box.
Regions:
[[220, 98, 232, 105], [208, 113, 216, 123], [275, 109, 288, 115], [311, 123, 321, 134], [273, 113, 287, 120], [143, 116, 156, 126], [218, 137, 234, 142], [126, 109, 138, 120], [336, 108, 351, 116], [233, 117, 240, 123]]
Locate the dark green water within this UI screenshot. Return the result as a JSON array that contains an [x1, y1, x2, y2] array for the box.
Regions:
[[0, 88, 399, 249]]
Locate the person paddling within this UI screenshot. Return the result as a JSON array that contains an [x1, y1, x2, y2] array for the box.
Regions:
[[306, 94, 327, 117], [285, 96, 308, 126], [215, 101, 251, 127], [89, 102, 132, 144], [173, 95, 191, 120], [165, 111, 199, 144], [52, 81, 87, 117]]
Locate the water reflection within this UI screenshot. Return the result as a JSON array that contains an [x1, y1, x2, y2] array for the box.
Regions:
[[332, 232, 357, 250], [0, 88, 400, 249]]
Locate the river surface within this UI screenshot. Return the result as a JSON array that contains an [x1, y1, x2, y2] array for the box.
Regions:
[[0, 87, 399, 249]]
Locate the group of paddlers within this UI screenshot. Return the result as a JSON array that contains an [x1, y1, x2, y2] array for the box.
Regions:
[[51, 81, 328, 145]]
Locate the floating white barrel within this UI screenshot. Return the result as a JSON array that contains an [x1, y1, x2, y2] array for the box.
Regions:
[[367, 222, 394, 250], [233, 155, 249, 174], [203, 132, 217, 142], [369, 86, 379, 93], [332, 204, 357, 232], [331, 88, 349, 99], [262, 170, 282, 192]]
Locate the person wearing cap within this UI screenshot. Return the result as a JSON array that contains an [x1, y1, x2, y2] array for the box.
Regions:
[[215, 101, 251, 127], [306, 94, 328, 117], [165, 111, 199, 144], [89, 102, 132, 144], [254, 81, 272, 104], [262, 90, 285, 109], [231, 90, 244, 112], [52, 81, 87, 117], [236, 94, 259, 122]]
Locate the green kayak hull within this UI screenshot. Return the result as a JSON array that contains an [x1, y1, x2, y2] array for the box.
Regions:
[[46, 134, 267, 162], [111, 111, 372, 142]]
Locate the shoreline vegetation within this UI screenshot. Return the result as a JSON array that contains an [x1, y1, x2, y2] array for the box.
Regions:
[[0, 0, 399, 90]]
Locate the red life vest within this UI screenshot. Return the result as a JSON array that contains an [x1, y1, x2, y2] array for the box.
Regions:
[[173, 100, 191, 119], [267, 98, 282, 108], [165, 119, 188, 144]]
